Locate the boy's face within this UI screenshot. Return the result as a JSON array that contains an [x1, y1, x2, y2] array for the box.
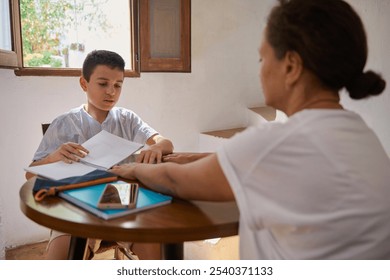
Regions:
[[80, 64, 124, 116]]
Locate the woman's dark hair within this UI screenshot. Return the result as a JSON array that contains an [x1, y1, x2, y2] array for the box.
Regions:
[[82, 50, 125, 82], [266, 0, 386, 99]]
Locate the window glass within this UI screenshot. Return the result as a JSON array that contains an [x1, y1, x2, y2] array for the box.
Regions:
[[0, 0, 12, 50], [150, 0, 181, 58], [20, 0, 133, 70]]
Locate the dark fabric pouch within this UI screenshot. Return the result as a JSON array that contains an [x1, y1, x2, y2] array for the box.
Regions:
[[33, 169, 117, 193]]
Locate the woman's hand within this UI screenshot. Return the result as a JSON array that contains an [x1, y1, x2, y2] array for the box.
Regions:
[[110, 163, 137, 180]]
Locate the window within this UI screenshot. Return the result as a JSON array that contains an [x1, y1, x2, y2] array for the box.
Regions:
[[140, 0, 190, 72], [0, 0, 21, 68], [0, 1, 12, 52], [1, 0, 139, 76], [0, 0, 191, 76]]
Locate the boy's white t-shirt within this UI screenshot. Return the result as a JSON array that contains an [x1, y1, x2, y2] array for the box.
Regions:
[[32, 105, 159, 243], [217, 109, 390, 259], [33, 105, 157, 161]]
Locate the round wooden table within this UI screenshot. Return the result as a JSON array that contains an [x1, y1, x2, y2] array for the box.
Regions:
[[20, 178, 239, 259]]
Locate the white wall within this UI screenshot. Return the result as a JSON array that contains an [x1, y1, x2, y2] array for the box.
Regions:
[[341, 0, 390, 156], [0, 0, 272, 258], [0, 0, 389, 259]]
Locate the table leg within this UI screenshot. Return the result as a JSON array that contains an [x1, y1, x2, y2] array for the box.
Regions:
[[68, 236, 87, 260], [161, 243, 183, 260]]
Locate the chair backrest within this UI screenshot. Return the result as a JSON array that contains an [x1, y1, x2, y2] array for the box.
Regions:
[[41, 123, 51, 135]]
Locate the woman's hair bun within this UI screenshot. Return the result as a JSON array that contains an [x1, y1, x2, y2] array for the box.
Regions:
[[346, 71, 386, 100]]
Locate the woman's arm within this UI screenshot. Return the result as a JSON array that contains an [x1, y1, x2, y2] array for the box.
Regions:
[[111, 153, 234, 201], [162, 152, 212, 164]]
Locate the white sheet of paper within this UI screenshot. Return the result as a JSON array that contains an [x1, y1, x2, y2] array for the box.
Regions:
[[25, 161, 95, 181], [80, 130, 143, 169], [25, 130, 143, 180]]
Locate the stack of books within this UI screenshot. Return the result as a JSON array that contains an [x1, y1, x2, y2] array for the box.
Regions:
[[25, 130, 172, 220]]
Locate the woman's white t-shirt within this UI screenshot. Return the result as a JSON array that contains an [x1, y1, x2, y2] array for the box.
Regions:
[[217, 109, 390, 259]]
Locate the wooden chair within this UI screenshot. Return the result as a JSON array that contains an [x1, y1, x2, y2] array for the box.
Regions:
[[39, 122, 135, 259], [41, 123, 51, 135]]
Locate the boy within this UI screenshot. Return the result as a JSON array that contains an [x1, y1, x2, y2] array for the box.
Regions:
[[26, 50, 173, 259]]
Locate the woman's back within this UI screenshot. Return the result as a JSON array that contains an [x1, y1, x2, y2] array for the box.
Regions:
[[218, 109, 390, 259]]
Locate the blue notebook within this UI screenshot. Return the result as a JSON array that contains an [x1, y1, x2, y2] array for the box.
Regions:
[[58, 181, 172, 220]]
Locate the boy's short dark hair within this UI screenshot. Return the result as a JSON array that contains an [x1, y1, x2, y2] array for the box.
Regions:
[[82, 50, 125, 81]]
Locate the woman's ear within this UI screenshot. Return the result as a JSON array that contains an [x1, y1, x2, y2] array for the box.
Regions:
[[284, 51, 303, 88], [79, 76, 88, 91]]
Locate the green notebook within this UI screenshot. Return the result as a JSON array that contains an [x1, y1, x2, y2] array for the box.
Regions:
[[59, 181, 172, 220]]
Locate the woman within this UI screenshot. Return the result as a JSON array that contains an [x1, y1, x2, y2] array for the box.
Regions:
[[111, 0, 390, 259]]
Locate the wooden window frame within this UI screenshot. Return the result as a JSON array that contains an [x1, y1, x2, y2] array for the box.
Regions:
[[1, 0, 190, 76], [1, 0, 140, 77], [0, 0, 22, 69], [140, 0, 191, 72]]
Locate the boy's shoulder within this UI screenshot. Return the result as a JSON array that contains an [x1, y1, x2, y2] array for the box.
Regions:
[[64, 105, 84, 115], [112, 106, 131, 112], [111, 106, 138, 117], [51, 105, 84, 122]]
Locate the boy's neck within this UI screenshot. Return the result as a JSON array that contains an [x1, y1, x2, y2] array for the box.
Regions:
[[84, 104, 109, 124]]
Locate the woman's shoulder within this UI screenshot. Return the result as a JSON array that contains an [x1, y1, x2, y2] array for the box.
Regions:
[[288, 109, 364, 127], [292, 109, 359, 120]]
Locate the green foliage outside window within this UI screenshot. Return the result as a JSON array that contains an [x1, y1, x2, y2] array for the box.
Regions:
[[20, 0, 109, 68], [24, 52, 63, 67]]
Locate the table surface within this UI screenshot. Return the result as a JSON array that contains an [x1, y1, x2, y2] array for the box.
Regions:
[[20, 178, 239, 244]]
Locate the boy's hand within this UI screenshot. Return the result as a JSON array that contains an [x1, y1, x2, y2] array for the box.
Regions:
[[136, 146, 163, 164], [48, 142, 89, 164], [26, 142, 89, 179]]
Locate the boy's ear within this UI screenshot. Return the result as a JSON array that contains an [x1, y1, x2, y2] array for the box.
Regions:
[[284, 50, 303, 88], [79, 76, 88, 91]]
